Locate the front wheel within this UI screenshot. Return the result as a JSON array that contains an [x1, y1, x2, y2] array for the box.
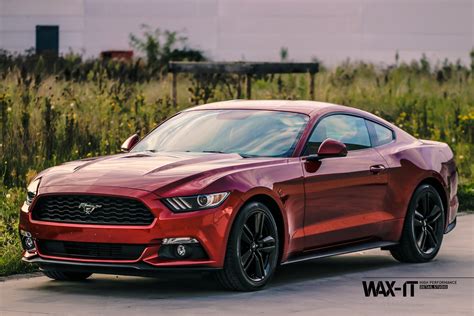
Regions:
[[390, 184, 445, 263], [215, 202, 279, 291]]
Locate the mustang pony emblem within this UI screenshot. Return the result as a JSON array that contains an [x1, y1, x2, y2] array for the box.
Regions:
[[78, 203, 102, 215]]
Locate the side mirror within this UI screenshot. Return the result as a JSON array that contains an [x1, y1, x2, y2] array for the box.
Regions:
[[121, 134, 140, 152], [307, 138, 347, 161]]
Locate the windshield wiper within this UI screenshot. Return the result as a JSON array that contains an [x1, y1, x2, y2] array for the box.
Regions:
[[201, 150, 227, 154], [239, 153, 258, 158], [200, 150, 259, 158]]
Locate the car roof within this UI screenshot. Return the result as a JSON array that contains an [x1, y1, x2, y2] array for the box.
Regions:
[[184, 100, 343, 116]]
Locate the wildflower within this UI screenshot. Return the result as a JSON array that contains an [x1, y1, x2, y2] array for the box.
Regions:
[[459, 155, 464, 160], [7, 107, 12, 112], [6, 193, 11, 199]]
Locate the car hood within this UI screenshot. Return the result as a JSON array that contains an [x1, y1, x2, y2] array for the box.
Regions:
[[38, 152, 282, 196]]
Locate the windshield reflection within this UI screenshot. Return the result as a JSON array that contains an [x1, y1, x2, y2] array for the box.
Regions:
[[132, 110, 309, 158]]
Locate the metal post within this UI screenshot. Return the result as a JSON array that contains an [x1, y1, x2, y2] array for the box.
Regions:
[[236, 74, 242, 99], [171, 72, 177, 106], [309, 72, 315, 100], [246, 74, 252, 99]]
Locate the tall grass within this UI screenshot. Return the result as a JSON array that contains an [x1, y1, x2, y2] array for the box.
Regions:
[[1, 56, 472, 187]]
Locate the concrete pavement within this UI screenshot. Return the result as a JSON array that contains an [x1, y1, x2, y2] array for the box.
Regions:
[[1, 214, 473, 315]]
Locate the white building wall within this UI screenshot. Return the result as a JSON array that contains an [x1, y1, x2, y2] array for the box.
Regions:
[[0, 0, 473, 65], [0, 0, 85, 53]]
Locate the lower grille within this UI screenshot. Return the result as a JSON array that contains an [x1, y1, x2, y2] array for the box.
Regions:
[[37, 240, 146, 260]]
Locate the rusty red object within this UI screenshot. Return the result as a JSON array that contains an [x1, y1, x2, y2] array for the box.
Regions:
[[100, 50, 133, 60]]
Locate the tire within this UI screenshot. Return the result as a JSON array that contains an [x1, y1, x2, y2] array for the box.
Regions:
[[42, 270, 92, 281], [390, 184, 445, 263], [215, 202, 279, 291]]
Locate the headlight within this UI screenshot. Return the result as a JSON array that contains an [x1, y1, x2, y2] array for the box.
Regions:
[[163, 192, 230, 212], [26, 178, 41, 206]]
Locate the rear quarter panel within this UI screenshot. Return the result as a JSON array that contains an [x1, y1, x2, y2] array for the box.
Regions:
[[375, 133, 458, 237]]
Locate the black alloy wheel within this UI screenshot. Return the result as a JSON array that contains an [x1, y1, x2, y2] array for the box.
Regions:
[[239, 210, 277, 282], [412, 190, 443, 255], [390, 184, 445, 263], [215, 202, 279, 291]]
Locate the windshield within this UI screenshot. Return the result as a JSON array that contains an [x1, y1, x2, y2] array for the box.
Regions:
[[132, 110, 309, 157]]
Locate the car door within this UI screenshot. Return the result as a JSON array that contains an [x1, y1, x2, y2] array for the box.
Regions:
[[301, 114, 391, 250]]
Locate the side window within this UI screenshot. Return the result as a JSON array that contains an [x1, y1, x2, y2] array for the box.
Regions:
[[367, 120, 394, 146], [304, 114, 371, 155]]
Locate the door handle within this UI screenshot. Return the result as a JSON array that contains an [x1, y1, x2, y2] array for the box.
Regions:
[[370, 165, 386, 174]]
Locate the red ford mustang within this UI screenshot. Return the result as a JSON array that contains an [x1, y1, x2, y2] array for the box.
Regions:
[[20, 100, 458, 291]]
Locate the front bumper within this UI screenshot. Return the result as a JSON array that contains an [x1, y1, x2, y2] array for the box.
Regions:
[[20, 185, 240, 269]]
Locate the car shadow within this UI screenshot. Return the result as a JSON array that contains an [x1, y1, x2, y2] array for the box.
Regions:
[[27, 252, 400, 299]]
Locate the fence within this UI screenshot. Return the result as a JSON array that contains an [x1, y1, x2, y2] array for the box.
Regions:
[[168, 61, 320, 105]]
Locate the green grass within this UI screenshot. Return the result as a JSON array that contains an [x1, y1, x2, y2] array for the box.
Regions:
[[458, 184, 474, 212], [0, 56, 473, 276], [0, 186, 37, 276]]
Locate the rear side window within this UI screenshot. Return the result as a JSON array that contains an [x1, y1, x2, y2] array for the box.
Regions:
[[304, 114, 371, 154], [367, 120, 394, 146]]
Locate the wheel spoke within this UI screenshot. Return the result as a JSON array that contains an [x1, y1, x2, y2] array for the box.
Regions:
[[414, 217, 423, 227], [258, 235, 276, 253], [415, 210, 424, 220], [243, 253, 255, 271], [426, 226, 438, 248], [242, 224, 254, 244], [259, 245, 276, 253], [422, 193, 430, 215], [254, 251, 266, 279], [417, 230, 427, 250], [254, 212, 265, 238], [241, 250, 253, 268], [427, 205, 442, 224]]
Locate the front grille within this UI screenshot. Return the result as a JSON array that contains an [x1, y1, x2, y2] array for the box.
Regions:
[[32, 195, 154, 225], [37, 240, 146, 260]]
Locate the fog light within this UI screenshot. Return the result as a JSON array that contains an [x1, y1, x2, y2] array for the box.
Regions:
[[19, 230, 36, 251], [176, 244, 187, 257], [158, 238, 207, 260], [24, 237, 35, 250]]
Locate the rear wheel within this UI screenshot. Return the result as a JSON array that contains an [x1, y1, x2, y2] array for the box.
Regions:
[[390, 184, 445, 263], [42, 270, 92, 281], [215, 202, 279, 291]]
